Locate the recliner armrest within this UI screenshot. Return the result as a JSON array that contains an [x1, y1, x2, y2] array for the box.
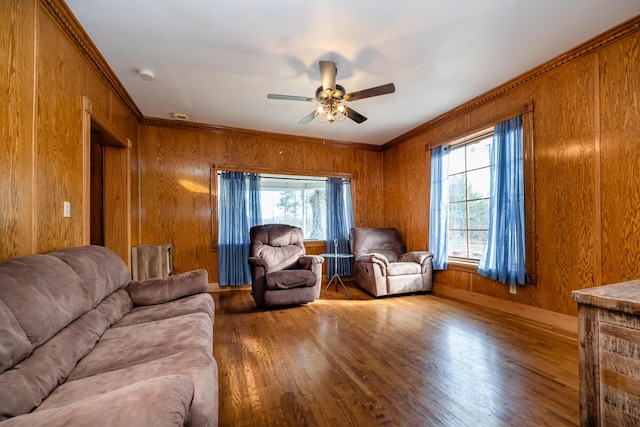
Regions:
[[248, 257, 268, 268], [398, 251, 434, 266], [298, 255, 324, 270], [356, 253, 390, 268]]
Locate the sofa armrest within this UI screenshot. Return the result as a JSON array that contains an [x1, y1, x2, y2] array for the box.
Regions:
[[298, 255, 324, 270], [127, 269, 208, 306], [1, 375, 193, 427], [399, 251, 434, 266]]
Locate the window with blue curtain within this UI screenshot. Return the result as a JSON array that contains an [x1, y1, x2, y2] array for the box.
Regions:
[[429, 145, 450, 270], [325, 178, 354, 277], [218, 172, 262, 286], [477, 116, 527, 285]]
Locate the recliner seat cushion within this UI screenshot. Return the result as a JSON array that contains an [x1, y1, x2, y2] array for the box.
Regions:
[[386, 262, 422, 276], [265, 269, 316, 290]]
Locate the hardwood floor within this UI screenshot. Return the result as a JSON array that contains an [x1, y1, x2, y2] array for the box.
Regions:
[[211, 284, 579, 426]]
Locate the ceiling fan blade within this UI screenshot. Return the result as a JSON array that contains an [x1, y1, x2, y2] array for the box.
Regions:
[[267, 94, 315, 102], [298, 110, 316, 125], [319, 61, 337, 93], [344, 83, 395, 101], [345, 107, 367, 124]]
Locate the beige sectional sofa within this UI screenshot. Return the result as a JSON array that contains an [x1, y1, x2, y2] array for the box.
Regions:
[[0, 245, 218, 426]]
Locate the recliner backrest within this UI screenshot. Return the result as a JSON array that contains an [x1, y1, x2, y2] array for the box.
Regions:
[[250, 224, 305, 272], [349, 227, 407, 262]]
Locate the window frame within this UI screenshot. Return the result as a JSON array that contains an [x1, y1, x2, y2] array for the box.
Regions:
[[209, 164, 354, 252], [426, 102, 536, 283], [447, 130, 493, 263], [257, 174, 328, 241]]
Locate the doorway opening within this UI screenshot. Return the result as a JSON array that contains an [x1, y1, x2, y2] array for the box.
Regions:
[[83, 97, 131, 266]]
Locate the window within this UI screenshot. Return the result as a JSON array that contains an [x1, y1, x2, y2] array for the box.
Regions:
[[448, 133, 492, 260], [428, 102, 535, 282], [258, 175, 326, 240]]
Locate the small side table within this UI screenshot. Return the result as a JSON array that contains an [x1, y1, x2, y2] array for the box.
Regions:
[[319, 253, 353, 299]]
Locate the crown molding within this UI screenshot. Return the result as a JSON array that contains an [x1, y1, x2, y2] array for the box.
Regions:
[[46, 0, 637, 153], [40, 0, 143, 119], [383, 14, 640, 151], [140, 117, 383, 152], [41, 0, 382, 152]]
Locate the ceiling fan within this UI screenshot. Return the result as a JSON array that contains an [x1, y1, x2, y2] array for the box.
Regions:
[[267, 60, 396, 125]]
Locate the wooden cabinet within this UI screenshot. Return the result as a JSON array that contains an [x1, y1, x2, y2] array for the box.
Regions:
[[573, 281, 640, 426], [131, 243, 173, 280]]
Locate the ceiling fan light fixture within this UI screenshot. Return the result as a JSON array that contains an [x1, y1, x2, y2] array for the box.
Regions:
[[314, 100, 347, 124], [267, 60, 393, 125]]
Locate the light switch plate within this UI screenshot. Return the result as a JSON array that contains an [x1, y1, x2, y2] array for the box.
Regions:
[[63, 201, 71, 218]]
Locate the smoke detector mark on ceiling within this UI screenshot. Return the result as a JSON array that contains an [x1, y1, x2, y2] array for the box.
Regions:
[[171, 112, 190, 121], [138, 69, 155, 81]]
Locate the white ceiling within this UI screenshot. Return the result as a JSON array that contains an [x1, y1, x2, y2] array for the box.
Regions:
[[66, 0, 640, 146]]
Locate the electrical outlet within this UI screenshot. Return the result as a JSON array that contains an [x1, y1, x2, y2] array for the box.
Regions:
[[509, 284, 517, 294], [63, 201, 71, 218]]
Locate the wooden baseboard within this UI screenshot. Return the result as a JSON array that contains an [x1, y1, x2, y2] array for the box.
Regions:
[[432, 283, 578, 335], [208, 282, 252, 292]]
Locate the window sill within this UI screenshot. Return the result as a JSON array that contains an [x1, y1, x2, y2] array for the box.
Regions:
[[447, 258, 479, 274], [303, 240, 326, 248]]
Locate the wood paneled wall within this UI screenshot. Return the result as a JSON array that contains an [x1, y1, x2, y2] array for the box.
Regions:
[[137, 124, 384, 281], [1, 0, 36, 259], [2, 0, 639, 321], [383, 18, 640, 317], [0, 0, 139, 261]]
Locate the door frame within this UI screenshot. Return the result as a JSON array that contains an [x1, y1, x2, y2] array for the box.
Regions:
[[82, 96, 132, 267]]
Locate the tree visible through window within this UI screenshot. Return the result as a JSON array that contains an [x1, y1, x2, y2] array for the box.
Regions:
[[448, 134, 492, 260], [260, 175, 326, 240]]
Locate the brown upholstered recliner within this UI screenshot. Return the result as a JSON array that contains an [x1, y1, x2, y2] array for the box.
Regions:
[[349, 227, 434, 297], [248, 224, 324, 308]]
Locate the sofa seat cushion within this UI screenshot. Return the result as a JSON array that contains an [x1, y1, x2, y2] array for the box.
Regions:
[[68, 312, 212, 381], [386, 262, 422, 276], [265, 269, 316, 290], [2, 375, 194, 427], [114, 293, 214, 328], [40, 349, 218, 427]]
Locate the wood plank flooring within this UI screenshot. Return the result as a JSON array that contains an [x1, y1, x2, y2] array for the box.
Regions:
[[211, 284, 579, 426]]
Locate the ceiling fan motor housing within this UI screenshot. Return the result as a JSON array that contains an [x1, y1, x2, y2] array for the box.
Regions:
[[316, 84, 346, 100]]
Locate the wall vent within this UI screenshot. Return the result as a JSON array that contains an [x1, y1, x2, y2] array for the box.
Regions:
[[171, 112, 190, 121]]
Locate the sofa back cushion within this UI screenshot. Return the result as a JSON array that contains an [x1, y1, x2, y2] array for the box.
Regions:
[[0, 300, 32, 374], [0, 309, 109, 420], [349, 227, 407, 261], [0, 254, 92, 348], [250, 224, 305, 272], [0, 249, 134, 421], [50, 245, 131, 307]]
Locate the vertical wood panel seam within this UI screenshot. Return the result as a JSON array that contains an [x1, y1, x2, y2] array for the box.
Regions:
[[136, 131, 142, 244], [31, 0, 38, 253], [594, 55, 603, 289]]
